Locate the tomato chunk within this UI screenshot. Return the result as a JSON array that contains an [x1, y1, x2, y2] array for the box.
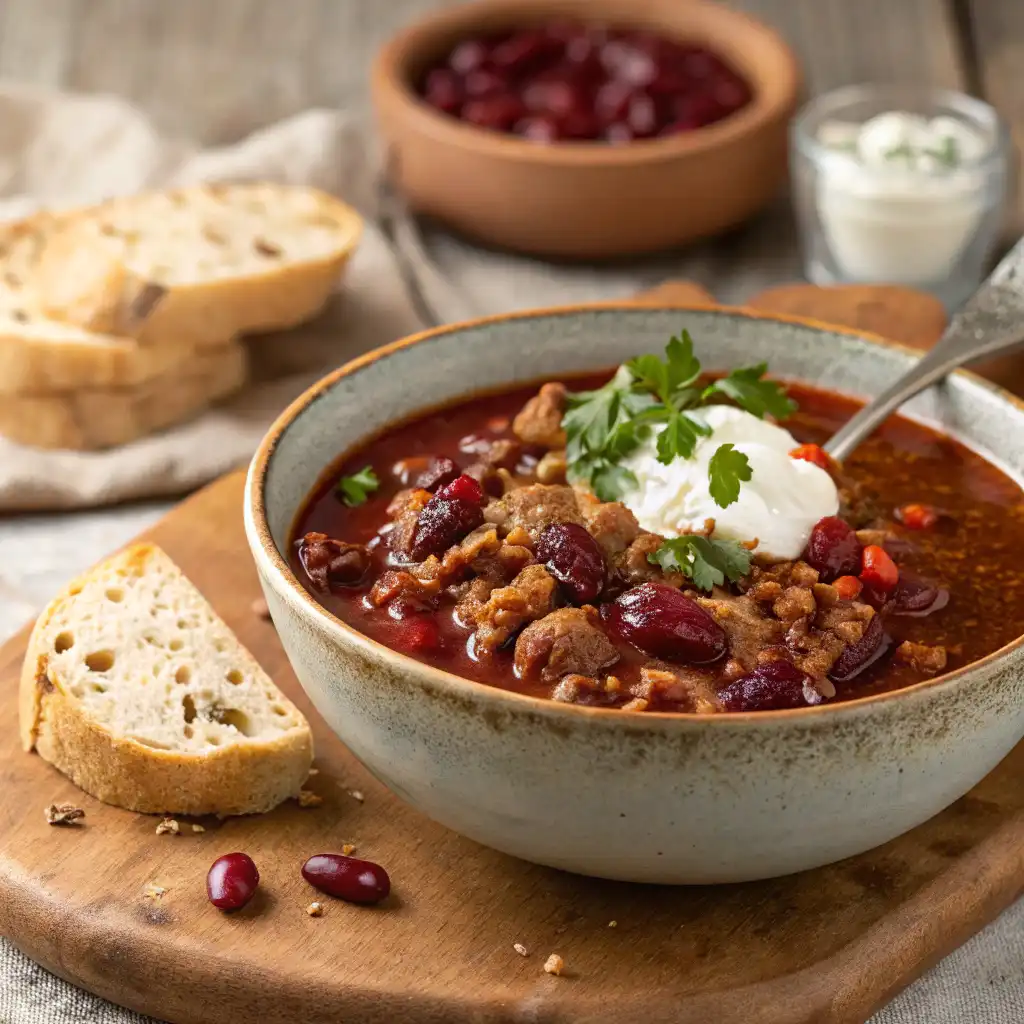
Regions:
[[833, 575, 863, 601], [788, 443, 832, 471], [860, 545, 899, 592], [896, 503, 939, 530]]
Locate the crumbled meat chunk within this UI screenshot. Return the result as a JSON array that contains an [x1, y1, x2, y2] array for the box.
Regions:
[[786, 621, 847, 678], [772, 586, 817, 622], [633, 666, 719, 714], [894, 640, 947, 674], [487, 484, 582, 543], [812, 582, 840, 608], [748, 580, 783, 603], [385, 488, 433, 557], [434, 526, 502, 585], [856, 529, 891, 547], [697, 593, 785, 670], [512, 383, 567, 448], [789, 562, 820, 587], [514, 607, 619, 682], [551, 673, 604, 702], [299, 532, 371, 590], [471, 564, 557, 655], [535, 450, 568, 484], [611, 532, 684, 588], [369, 570, 441, 611], [576, 492, 640, 556], [748, 560, 819, 590]]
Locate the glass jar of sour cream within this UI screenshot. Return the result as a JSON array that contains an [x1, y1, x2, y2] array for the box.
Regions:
[[791, 85, 1010, 309]]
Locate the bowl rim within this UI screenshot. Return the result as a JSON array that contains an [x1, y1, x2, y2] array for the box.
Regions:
[[370, 0, 801, 168], [246, 302, 1024, 728]]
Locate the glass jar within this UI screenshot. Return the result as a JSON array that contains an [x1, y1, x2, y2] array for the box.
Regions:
[[790, 84, 1011, 310]]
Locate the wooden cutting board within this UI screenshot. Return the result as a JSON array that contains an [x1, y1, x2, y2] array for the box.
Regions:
[[2, 282, 1024, 1024]]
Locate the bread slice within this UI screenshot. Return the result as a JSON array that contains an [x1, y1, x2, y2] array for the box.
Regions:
[[36, 183, 363, 348], [20, 543, 313, 815], [0, 342, 247, 449], [0, 214, 226, 394]]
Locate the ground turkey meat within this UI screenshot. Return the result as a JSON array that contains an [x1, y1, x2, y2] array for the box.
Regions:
[[631, 666, 720, 714], [485, 484, 582, 543], [575, 491, 640, 557], [514, 607, 619, 682], [697, 592, 786, 671], [512, 383, 567, 448], [471, 564, 557, 655], [894, 640, 947, 674], [368, 570, 441, 612], [384, 487, 433, 557], [610, 532, 685, 589]]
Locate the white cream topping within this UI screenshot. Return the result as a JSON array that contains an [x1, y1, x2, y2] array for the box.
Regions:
[[619, 406, 839, 560]]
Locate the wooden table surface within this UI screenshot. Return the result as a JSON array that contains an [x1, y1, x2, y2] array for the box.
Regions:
[[0, 0, 1018, 226]]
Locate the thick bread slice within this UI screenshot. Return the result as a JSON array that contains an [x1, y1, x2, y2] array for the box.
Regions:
[[36, 183, 363, 348], [0, 342, 247, 450], [0, 215, 231, 393], [20, 543, 313, 815]]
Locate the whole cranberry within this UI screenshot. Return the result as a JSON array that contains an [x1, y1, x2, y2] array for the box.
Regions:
[[422, 68, 462, 114], [448, 38, 489, 75], [302, 854, 391, 905], [803, 516, 862, 582], [522, 77, 583, 118], [829, 613, 886, 683], [603, 582, 727, 664], [462, 94, 527, 131], [594, 79, 633, 123], [409, 474, 485, 560], [720, 660, 823, 712], [515, 115, 561, 143], [207, 853, 259, 912], [463, 68, 506, 98], [491, 30, 549, 73], [538, 522, 605, 604]]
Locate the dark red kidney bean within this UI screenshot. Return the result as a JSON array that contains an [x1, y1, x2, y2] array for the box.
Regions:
[[602, 582, 727, 664], [302, 854, 391, 905], [828, 614, 886, 684], [890, 576, 950, 617], [394, 615, 442, 652], [719, 660, 822, 712], [803, 516, 862, 582], [413, 456, 460, 493], [537, 522, 605, 604], [207, 853, 259, 912]]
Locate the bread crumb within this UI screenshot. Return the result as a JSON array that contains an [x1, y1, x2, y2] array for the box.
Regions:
[[155, 818, 180, 836], [191, 824, 206, 833], [348, 790, 365, 803], [608, 920, 618, 928], [143, 884, 166, 900], [297, 790, 323, 808], [543, 953, 565, 976], [513, 943, 529, 957], [306, 902, 324, 917], [251, 596, 270, 619], [44, 803, 84, 826], [342, 843, 356, 856]]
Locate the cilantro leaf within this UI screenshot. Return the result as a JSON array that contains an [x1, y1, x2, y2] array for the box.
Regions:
[[336, 465, 379, 507], [648, 535, 753, 592], [664, 330, 702, 396], [707, 443, 752, 508], [655, 411, 711, 465], [703, 364, 797, 420], [590, 462, 638, 502]]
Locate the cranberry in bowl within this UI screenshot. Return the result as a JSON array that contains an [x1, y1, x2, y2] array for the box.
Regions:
[[245, 304, 1024, 884], [371, 0, 799, 257]]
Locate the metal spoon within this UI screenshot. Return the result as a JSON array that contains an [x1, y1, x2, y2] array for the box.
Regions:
[[825, 236, 1024, 461]]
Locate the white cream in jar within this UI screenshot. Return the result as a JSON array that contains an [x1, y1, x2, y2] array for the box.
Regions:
[[815, 111, 989, 285]]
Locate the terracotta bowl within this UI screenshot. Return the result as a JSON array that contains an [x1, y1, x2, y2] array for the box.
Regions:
[[371, 0, 800, 258], [245, 306, 1024, 884]]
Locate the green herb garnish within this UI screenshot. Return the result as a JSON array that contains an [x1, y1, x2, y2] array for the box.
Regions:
[[923, 135, 960, 169], [648, 535, 753, 593], [562, 330, 796, 506], [336, 465, 379, 507]]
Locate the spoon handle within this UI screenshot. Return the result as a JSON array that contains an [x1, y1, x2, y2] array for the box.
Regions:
[[824, 235, 1024, 461]]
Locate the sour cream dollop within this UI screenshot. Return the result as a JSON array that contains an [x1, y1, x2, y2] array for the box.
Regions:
[[619, 406, 839, 560]]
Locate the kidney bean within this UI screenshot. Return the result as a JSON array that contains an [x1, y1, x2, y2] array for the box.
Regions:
[[302, 854, 391, 905], [829, 614, 886, 684], [207, 853, 259, 912], [719, 660, 824, 712], [602, 582, 727, 664], [890, 575, 950, 617], [537, 522, 605, 604], [803, 516, 862, 581], [413, 456, 460, 493]]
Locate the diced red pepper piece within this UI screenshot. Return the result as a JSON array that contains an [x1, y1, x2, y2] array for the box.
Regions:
[[896, 503, 939, 530], [833, 575, 863, 601], [397, 616, 441, 652], [860, 545, 899, 592], [437, 473, 484, 505], [788, 443, 832, 471]]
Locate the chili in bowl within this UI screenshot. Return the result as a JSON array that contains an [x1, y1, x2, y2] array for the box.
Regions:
[[245, 305, 1024, 883]]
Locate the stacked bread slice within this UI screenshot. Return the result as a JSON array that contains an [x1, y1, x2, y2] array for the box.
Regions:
[[1, 184, 362, 450]]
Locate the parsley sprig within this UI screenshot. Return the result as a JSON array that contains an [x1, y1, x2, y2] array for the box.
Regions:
[[336, 465, 379, 507], [562, 330, 796, 507], [648, 535, 753, 592]]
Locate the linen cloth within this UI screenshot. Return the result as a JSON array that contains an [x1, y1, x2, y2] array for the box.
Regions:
[[0, 84, 1021, 1023]]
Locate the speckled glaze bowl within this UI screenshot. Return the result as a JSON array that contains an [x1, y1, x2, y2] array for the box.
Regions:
[[244, 306, 1024, 884]]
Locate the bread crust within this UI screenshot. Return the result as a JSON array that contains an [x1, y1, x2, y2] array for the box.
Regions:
[[19, 543, 313, 815]]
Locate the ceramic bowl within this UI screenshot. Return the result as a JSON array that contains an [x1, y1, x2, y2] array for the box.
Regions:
[[244, 306, 1024, 884], [370, 0, 800, 258]]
